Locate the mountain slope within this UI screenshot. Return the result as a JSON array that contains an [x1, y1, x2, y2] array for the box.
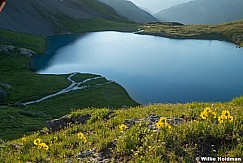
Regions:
[[98, 0, 158, 23], [0, 0, 129, 35], [1, 101, 243, 162], [155, 0, 243, 24]]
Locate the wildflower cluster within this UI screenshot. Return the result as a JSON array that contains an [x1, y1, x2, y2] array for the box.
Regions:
[[218, 110, 234, 123], [77, 132, 87, 143], [119, 124, 128, 132], [200, 107, 217, 120], [33, 138, 49, 151], [156, 117, 171, 129]]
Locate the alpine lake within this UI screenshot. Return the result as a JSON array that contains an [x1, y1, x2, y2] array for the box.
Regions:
[[31, 31, 243, 104]]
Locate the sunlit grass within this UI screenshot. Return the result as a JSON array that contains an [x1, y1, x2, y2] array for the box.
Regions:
[[141, 20, 243, 47], [1, 100, 242, 162]]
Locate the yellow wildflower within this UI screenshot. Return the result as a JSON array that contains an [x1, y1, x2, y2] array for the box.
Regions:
[[148, 146, 152, 151], [34, 138, 41, 145], [43, 144, 49, 151], [119, 124, 128, 131], [159, 117, 167, 123], [200, 111, 208, 120], [166, 124, 172, 129], [38, 143, 49, 151], [204, 107, 212, 113], [222, 110, 230, 118], [156, 121, 163, 129], [77, 132, 87, 143], [156, 120, 171, 129], [22, 137, 26, 142], [210, 111, 217, 118], [53, 136, 58, 141], [220, 114, 227, 120], [228, 116, 234, 123], [218, 116, 224, 124]]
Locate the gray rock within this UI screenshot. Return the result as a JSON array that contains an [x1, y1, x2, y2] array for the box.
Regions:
[[39, 130, 48, 136], [0, 83, 11, 89], [71, 114, 91, 124], [47, 114, 91, 132], [19, 48, 37, 57], [0, 45, 15, 54], [77, 148, 97, 158], [4, 45, 15, 50], [46, 115, 71, 132], [0, 89, 8, 96]]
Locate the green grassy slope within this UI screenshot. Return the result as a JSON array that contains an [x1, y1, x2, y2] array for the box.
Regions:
[[1, 100, 242, 162], [140, 20, 243, 47], [59, 18, 138, 33], [0, 29, 138, 140]]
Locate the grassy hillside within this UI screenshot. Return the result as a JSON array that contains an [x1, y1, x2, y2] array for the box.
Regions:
[[0, 28, 138, 140], [140, 20, 243, 47], [0, 100, 242, 162]]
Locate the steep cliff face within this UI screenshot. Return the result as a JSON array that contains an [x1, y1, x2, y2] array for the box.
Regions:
[[0, 0, 124, 35]]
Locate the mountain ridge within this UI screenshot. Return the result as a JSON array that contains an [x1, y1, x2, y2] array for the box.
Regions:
[[98, 0, 158, 23], [0, 0, 130, 35], [155, 0, 243, 24]]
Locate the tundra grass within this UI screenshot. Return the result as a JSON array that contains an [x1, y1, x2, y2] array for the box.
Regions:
[[141, 19, 243, 47], [0, 101, 242, 162]]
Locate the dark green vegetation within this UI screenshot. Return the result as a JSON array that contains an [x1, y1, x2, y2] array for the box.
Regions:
[[141, 20, 243, 47], [0, 28, 138, 140], [155, 0, 243, 24], [1, 101, 242, 162], [59, 18, 138, 34]]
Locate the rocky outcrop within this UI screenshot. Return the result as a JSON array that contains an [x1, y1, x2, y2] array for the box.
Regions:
[[123, 114, 184, 130], [0, 83, 11, 89], [0, 89, 8, 97], [46, 114, 91, 132], [0, 45, 15, 53], [19, 48, 37, 57], [0, 45, 37, 56]]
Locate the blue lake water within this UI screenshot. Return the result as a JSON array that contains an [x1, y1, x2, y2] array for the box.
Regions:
[[32, 31, 243, 104]]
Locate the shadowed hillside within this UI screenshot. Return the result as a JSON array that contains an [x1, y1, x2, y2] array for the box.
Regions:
[[155, 0, 243, 24], [0, 0, 130, 35], [98, 0, 158, 23]]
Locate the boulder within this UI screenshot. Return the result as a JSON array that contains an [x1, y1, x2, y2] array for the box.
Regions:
[[19, 48, 37, 57], [0, 83, 11, 89], [46, 115, 71, 132], [0, 89, 8, 97], [70, 113, 91, 124], [0, 45, 15, 54], [47, 113, 91, 132]]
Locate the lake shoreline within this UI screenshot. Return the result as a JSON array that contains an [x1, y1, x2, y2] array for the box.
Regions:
[[140, 21, 243, 47], [138, 31, 242, 47], [33, 31, 243, 104]]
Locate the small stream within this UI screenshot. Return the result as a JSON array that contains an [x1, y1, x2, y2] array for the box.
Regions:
[[21, 73, 113, 105]]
